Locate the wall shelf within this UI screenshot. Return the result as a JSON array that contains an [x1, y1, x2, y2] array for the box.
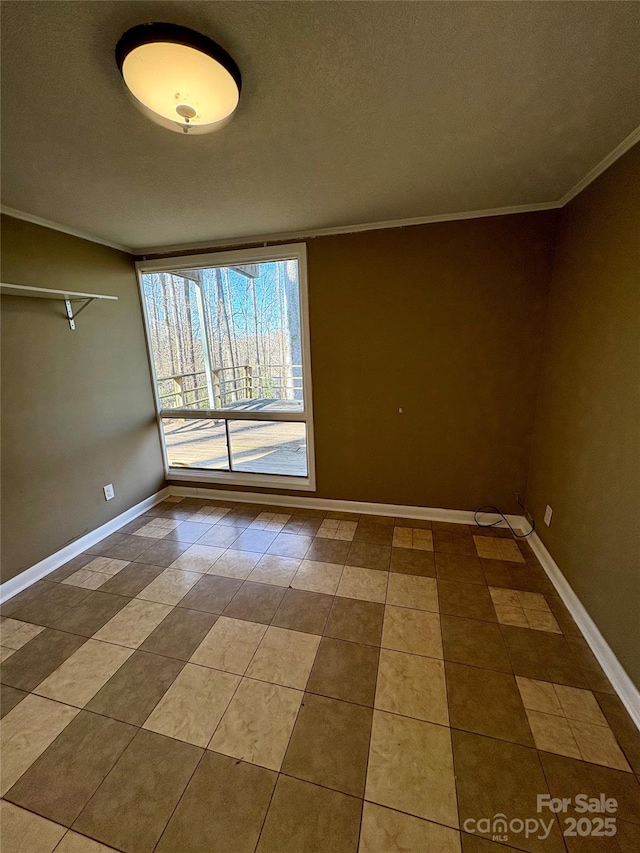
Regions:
[[0, 282, 118, 330]]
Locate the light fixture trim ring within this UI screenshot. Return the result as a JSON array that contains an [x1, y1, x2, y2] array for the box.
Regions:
[[115, 22, 242, 93]]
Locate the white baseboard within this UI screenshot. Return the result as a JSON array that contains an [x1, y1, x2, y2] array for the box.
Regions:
[[0, 487, 171, 603], [528, 531, 640, 731], [168, 485, 524, 528], [1, 485, 512, 605]]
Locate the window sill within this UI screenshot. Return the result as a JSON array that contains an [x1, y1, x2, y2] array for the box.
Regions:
[[166, 467, 316, 492]]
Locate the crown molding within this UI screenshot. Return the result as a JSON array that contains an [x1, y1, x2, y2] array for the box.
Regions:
[[0, 205, 133, 254], [134, 201, 561, 257], [557, 123, 640, 207], [3, 124, 638, 256]]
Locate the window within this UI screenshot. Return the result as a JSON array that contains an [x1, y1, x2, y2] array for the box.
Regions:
[[137, 243, 315, 489]]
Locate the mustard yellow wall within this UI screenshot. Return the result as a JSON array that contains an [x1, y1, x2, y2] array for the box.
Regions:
[[526, 144, 640, 688]]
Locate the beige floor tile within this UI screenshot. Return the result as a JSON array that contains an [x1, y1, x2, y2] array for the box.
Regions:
[[386, 574, 438, 611], [0, 801, 66, 853], [413, 529, 434, 551], [291, 560, 344, 594], [334, 523, 358, 540], [269, 513, 292, 523], [0, 618, 45, 650], [55, 829, 123, 851], [473, 537, 501, 560], [317, 520, 357, 540], [168, 544, 226, 573], [517, 591, 549, 611], [382, 606, 443, 658], [494, 604, 529, 627], [359, 802, 460, 853], [209, 550, 261, 579], [365, 710, 458, 827], [143, 516, 181, 528], [250, 513, 289, 533], [526, 709, 581, 758], [247, 555, 301, 587], [489, 587, 520, 607], [143, 662, 239, 746], [59, 556, 129, 589], [208, 677, 303, 770], [375, 649, 449, 725], [392, 528, 413, 549], [256, 511, 291, 526], [553, 684, 608, 725], [0, 694, 79, 795], [1, 646, 17, 661], [249, 521, 285, 533], [33, 639, 133, 707], [492, 583, 560, 631], [474, 537, 524, 563], [83, 557, 130, 577], [185, 507, 220, 525], [135, 519, 180, 538], [246, 626, 320, 689], [337, 567, 388, 603], [61, 568, 112, 590], [93, 599, 172, 648], [392, 528, 434, 551], [569, 719, 631, 770], [189, 510, 217, 523], [495, 540, 527, 562], [136, 568, 202, 605], [192, 504, 227, 516], [317, 519, 339, 536], [136, 525, 173, 539], [525, 609, 562, 633], [516, 676, 563, 716], [190, 616, 267, 674], [323, 524, 352, 542]]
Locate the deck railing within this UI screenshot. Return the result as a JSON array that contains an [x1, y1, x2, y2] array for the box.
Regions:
[[157, 364, 302, 409]]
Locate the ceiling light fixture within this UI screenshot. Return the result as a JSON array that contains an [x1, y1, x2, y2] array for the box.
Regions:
[[115, 23, 241, 134]]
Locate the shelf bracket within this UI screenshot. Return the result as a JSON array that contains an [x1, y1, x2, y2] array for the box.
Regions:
[[64, 297, 96, 331]]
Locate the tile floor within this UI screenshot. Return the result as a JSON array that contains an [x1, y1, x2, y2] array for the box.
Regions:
[[1, 499, 639, 853]]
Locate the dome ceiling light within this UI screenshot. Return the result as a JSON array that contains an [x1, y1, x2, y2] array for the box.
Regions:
[[115, 23, 241, 134]]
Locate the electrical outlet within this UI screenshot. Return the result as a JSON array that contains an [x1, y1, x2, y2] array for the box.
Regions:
[[544, 505, 553, 527], [103, 483, 115, 501]]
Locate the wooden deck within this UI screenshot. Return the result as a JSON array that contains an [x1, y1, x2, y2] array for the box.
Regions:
[[163, 412, 307, 476]]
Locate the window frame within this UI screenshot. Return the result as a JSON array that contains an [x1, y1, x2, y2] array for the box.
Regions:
[[135, 242, 316, 491]]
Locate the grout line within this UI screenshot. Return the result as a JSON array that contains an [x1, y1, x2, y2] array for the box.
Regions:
[[357, 591, 385, 852], [535, 744, 574, 853], [251, 767, 280, 852], [137, 727, 205, 853], [592, 693, 640, 774], [441, 614, 462, 837]]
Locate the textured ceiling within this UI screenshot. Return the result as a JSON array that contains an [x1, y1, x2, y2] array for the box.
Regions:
[[2, 1, 640, 251]]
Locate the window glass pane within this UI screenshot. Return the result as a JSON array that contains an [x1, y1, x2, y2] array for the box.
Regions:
[[161, 418, 229, 470], [141, 259, 304, 414], [228, 420, 308, 477]]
